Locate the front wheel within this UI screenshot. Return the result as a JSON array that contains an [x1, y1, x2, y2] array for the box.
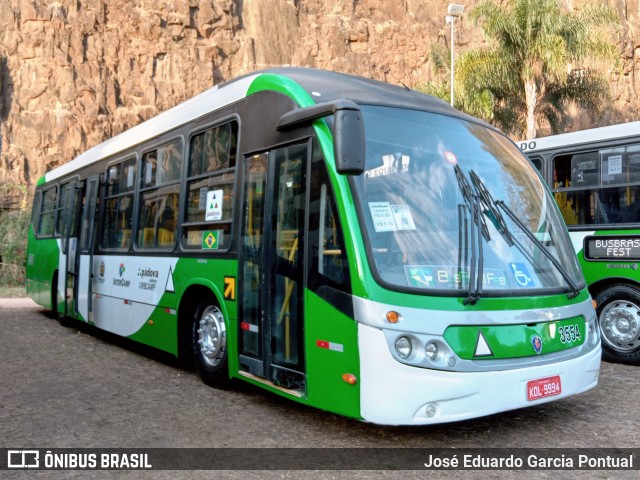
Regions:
[[594, 285, 640, 365], [192, 303, 229, 387]]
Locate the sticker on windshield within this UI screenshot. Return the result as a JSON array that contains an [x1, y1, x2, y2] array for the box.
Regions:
[[391, 205, 416, 231], [369, 202, 397, 232], [405, 266, 436, 287], [405, 265, 508, 289], [365, 154, 410, 178], [509, 262, 534, 287]]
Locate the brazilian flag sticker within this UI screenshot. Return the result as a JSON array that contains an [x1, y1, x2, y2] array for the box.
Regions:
[[202, 230, 220, 250]]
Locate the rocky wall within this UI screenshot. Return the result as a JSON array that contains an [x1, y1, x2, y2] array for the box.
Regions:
[[0, 0, 635, 208]]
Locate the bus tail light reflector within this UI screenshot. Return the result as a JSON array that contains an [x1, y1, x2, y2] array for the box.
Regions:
[[342, 373, 358, 385]]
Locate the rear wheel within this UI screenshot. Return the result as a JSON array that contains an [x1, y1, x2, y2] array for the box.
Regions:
[[192, 302, 229, 387], [594, 285, 640, 365]]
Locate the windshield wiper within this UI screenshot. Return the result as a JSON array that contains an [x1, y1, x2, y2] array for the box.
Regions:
[[457, 204, 468, 291], [494, 199, 581, 300], [454, 165, 484, 305], [469, 170, 513, 247], [455, 166, 490, 241], [456, 167, 580, 301], [467, 194, 484, 305]]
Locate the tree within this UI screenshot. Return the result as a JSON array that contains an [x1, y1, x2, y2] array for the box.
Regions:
[[432, 0, 619, 139], [417, 44, 495, 121]]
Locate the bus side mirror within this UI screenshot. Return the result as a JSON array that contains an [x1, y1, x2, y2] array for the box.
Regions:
[[333, 109, 365, 175], [277, 99, 365, 176]]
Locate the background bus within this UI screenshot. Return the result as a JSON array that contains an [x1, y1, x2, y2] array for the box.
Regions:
[[26, 68, 600, 425], [520, 122, 640, 365]]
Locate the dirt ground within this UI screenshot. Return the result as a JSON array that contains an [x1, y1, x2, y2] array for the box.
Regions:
[[1, 298, 638, 480]]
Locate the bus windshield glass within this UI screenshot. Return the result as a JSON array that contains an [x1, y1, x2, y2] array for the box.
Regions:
[[351, 106, 584, 296]]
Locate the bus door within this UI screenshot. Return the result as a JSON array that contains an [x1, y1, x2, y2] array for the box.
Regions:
[[77, 174, 100, 322], [59, 180, 84, 318], [239, 143, 308, 393]]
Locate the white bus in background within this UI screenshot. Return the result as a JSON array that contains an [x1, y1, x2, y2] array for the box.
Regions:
[[520, 122, 640, 365]]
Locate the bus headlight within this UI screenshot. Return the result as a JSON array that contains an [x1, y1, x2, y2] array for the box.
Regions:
[[395, 336, 412, 359], [425, 342, 438, 360], [384, 330, 458, 370]]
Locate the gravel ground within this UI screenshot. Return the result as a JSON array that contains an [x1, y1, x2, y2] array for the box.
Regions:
[[0, 298, 638, 479]]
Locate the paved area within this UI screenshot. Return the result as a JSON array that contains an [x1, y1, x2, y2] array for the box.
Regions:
[[0, 297, 39, 309], [0, 298, 638, 479]]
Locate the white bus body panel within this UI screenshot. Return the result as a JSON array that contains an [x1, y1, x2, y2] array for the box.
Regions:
[[90, 255, 179, 337]]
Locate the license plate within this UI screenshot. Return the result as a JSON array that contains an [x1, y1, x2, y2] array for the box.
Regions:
[[527, 375, 562, 401]]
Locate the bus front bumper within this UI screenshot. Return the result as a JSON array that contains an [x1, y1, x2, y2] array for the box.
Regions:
[[358, 323, 601, 426]]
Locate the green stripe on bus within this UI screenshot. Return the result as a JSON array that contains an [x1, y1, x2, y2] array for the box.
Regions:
[[247, 73, 316, 108], [444, 316, 587, 359]]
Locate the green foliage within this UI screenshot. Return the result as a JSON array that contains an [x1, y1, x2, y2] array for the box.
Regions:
[[415, 44, 452, 103], [424, 0, 619, 139], [0, 208, 30, 287], [416, 44, 495, 120]]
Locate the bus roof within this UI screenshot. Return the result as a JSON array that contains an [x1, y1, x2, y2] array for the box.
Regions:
[[229, 67, 464, 116], [520, 121, 640, 153], [44, 67, 485, 183]]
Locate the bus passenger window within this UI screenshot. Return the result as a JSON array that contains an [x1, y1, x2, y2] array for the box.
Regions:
[[137, 141, 182, 249], [552, 153, 592, 225], [158, 208, 175, 247], [619, 186, 640, 222], [143, 152, 157, 187], [103, 195, 133, 248], [206, 124, 233, 172], [101, 158, 136, 249], [182, 121, 238, 251], [159, 143, 181, 183], [552, 148, 640, 226], [307, 141, 350, 292], [529, 156, 542, 173], [138, 195, 158, 248], [37, 187, 57, 237], [158, 201, 177, 246], [190, 135, 205, 174], [107, 165, 119, 195]]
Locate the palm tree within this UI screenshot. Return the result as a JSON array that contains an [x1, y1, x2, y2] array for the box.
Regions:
[[417, 44, 495, 121], [437, 0, 619, 139]]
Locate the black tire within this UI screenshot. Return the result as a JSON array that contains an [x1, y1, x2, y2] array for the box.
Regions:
[[191, 302, 229, 387], [594, 285, 640, 365]]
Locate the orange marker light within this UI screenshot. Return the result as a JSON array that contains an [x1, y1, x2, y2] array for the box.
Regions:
[[386, 311, 400, 324], [148, 320, 154, 325], [342, 373, 358, 385], [592, 300, 597, 309]]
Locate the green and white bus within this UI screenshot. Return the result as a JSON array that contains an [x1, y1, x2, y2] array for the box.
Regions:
[[520, 123, 640, 365], [26, 67, 600, 425]]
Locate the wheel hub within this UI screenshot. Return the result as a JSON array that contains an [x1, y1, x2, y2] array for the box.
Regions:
[[197, 306, 226, 367], [600, 302, 640, 351]]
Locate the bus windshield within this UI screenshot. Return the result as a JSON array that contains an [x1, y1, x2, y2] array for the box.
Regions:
[[352, 106, 584, 297]]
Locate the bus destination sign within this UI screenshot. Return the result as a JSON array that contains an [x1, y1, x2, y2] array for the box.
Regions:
[[584, 235, 640, 261]]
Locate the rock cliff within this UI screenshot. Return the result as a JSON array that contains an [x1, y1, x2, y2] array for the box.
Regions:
[[0, 0, 636, 208]]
